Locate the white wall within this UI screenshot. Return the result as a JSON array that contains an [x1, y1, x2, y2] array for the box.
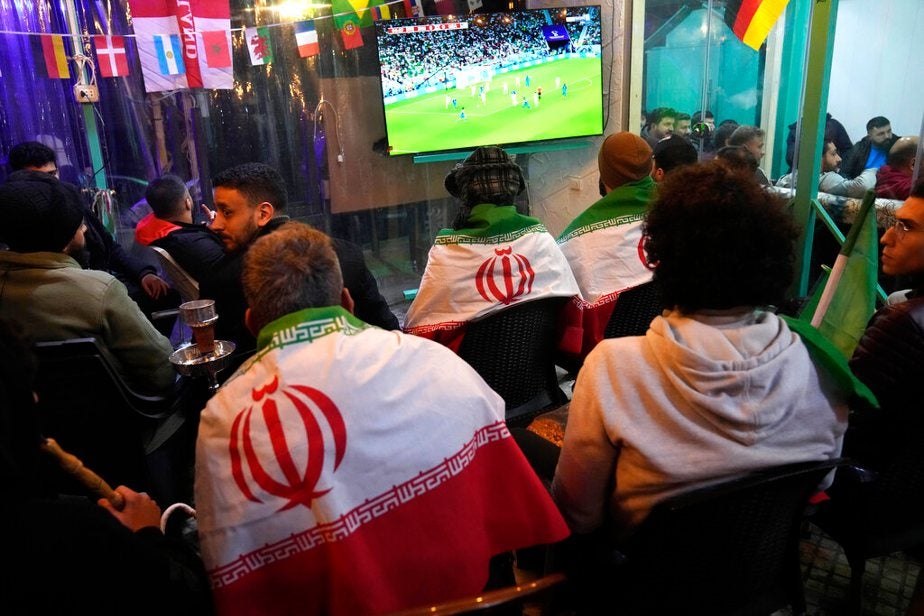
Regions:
[[827, 0, 924, 141]]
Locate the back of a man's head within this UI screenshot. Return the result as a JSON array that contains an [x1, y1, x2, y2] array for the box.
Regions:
[[598, 131, 653, 191], [652, 136, 697, 176], [644, 164, 797, 314], [242, 221, 343, 332], [145, 174, 188, 219], [8, 141, 56, 171], [712, 120, 740, 150], [887, 137, 919, 170], [444, 145, 525, 208], [0, 171, 84, 253], [714, 145, 759, 174], [213, 162, 288, 211], [728, 125, 764, 147]]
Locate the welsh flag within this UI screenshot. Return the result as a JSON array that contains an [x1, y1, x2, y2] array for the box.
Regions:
[[128, 0, 233, 92], [196, 308, 569, 615], [404, 213, 581, 352], [245, 26, 273, 65]]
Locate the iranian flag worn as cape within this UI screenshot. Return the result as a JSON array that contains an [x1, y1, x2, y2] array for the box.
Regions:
[[404, 204, 582, 352], [195, 307, 570, 616], [557, 177, 657, 359]]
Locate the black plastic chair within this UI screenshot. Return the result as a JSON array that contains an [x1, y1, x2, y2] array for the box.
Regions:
[[810, 445, 924, 615], [602, 280, 662, 339], [561, 458, 844, 616], [457, 297, 569, 427], [32, 337, 197, 504], [384, 572, 568, 616]]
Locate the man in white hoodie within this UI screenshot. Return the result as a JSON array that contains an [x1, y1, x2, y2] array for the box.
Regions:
[[552, 164, 851, 537]]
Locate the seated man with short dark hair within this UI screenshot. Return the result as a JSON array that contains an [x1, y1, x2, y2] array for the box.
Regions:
[[194, 221, 568, 615], [199, 162, 399, 355], [552, 164, 850, 538], [134, 174, 226, 282], [0, 173, 175, 395], [9, 141, 173, 309]]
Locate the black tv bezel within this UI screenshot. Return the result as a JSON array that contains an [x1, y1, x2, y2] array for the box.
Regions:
[[372, 5, 605, 158]]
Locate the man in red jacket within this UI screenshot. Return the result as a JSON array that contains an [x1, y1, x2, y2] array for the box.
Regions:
[[876, 136, 919, 200]]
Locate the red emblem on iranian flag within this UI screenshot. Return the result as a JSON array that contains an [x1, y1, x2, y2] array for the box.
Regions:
[[230, 376, 347, 511], [475, 246, 535, 305]]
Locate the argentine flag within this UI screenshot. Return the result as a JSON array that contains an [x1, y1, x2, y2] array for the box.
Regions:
[[154, 34, 185, 75]]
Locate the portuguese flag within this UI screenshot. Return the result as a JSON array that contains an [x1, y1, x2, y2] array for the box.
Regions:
[[724, 0, 790, 51], [331, 0, 365, 49]]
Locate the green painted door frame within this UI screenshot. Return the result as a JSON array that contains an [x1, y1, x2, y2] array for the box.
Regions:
[[788, 0, 839, 296]]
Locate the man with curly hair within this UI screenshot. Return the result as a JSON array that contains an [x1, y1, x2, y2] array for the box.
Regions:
[[552, 164, 851, 538]]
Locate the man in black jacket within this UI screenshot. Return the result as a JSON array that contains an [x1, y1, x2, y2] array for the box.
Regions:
[[848, 177, 924, 469], [134, 174, 226, 283], [200, 162, 399, 356], [8, 142, 174, 316], [839, 116, 900, 180]]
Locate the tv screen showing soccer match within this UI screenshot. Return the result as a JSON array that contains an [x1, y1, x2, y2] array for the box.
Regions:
[[374, 6, 604, 156]]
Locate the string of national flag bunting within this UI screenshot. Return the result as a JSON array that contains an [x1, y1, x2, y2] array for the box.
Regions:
[[12, 0, 423, 94]]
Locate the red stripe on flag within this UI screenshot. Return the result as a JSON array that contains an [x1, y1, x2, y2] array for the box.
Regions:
[[41, 35, 69, 79], [403, 0, 412, 17], [729, 0, 764, 40], [208, 436, 568, 616]]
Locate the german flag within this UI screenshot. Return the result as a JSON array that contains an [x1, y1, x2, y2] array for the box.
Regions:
[[40, 34, 70, 79], [724, 0, 789, 51]]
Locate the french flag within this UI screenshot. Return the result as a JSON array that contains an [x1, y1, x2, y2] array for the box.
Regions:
[[294, 20, 320, 58]]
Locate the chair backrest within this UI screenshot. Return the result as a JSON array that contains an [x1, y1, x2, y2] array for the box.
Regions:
[[602, 280, 662, 339], [386, 572, 568, 616], [613, 458, 844, 615], [815, 442, 924, 559], [150, 245, 200, 303], [32, 338, 182, 499], [457, 297, 568, 425]]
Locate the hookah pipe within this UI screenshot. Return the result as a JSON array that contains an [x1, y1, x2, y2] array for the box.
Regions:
[[40, 437, 125, 510]]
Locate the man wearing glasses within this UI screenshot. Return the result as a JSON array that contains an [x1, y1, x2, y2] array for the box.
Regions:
[[848, 177, 924, 469]]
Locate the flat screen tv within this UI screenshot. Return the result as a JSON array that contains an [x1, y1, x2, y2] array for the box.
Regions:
[[374, 6, 604, 156]]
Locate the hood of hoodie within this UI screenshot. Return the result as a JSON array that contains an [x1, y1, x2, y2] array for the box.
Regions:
[[646, 309, 808, 446]]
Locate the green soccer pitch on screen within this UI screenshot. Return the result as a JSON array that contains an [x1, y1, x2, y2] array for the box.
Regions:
[[374, 6, 604, 156]]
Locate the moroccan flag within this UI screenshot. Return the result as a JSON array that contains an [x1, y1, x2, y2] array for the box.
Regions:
[[802, 190, 879, 358], [128, 0, 233, 92], [246, 27, 273, 65], [294, 21, 320, 58], [724, 0, 789, 51], [331, 0, 366, 49], [201, 30, 232, 68], [93, 35, 129, 78], [154, 34, 185, 75], [41, 35, 70, 79]]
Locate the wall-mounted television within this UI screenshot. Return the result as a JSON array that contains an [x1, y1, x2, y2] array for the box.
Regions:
[[374, 6, 604, 157]]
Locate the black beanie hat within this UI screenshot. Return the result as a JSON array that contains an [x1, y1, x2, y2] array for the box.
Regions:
[[0, 171, 84, 252]]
